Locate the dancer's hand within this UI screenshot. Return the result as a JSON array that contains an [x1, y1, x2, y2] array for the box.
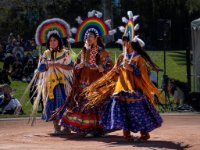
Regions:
[[75, 63, 84, 69], [98, 65, 104, 72], [124, 61, 133, 72], [113, 66, 120, 73], [48, 63, 60, 68], [48, 63, 54, 68]]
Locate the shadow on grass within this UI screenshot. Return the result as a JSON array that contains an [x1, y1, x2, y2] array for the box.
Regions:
[[168, 51, 187, 66], [49, 133, 192, 150]]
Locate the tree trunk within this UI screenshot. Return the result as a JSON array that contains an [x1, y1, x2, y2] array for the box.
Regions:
[[101, 0, 114, 43]]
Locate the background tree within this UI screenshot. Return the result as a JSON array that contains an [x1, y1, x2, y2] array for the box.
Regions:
[[1, 0, 200, 49]]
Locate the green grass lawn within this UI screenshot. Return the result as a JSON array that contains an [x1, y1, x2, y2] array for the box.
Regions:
[[0, 49, 189, 117], [73, 48, 188, 83]]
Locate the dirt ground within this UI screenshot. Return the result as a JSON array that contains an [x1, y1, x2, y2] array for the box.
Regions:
[[0, 113, 200, 150]]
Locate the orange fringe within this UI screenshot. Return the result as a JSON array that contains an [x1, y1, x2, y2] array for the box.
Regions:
[[81, 66, 119, 110], [81, 55, 164, 110]]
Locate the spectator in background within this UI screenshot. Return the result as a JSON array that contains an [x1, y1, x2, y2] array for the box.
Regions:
[[32, 49, 39, 59], [18, 37, 25, 49], [7, 33, 15, 44], [0, 84, 23, 115], [22, 58, 36, 82], [30, 39, 36, 51], [6, 38, 16, 54], [23, 52, 32, 64], [10, 54, 23, 80], [12, 42, 24, 61], [1, 41, 7, 52], [23, 39, 31, 51], [16, 34, 21, 43], [30, 39, 39, 59], [0, 43, 4, 60], [3, 53, 15, 72], [23, 52, 38, 69], [0, 69, 10, 85]]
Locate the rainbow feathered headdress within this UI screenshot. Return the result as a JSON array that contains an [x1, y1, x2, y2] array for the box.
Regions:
[[72, 10, 116, 42], [35, 18, 76, 45], [116, 11, 145, 48]]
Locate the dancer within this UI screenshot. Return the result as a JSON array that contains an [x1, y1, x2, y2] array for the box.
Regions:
[[59, 10, 115, 137], [82, 11, 163, 141], [29, 18, 74, 134], [61, 30, 113, 137], [82, 35, 163, 141]]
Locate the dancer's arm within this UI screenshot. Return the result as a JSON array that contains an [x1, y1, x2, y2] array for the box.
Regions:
[[48, 63, 73, 70], [99, 49, 114, 72]]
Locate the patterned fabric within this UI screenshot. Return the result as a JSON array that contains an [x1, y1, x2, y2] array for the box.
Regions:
[[61, 104, 103, 134], [42, 84, 66, 121], [89, 46, 98, 66], [101, 90, 163, 133], [62, 112, 101, 129]]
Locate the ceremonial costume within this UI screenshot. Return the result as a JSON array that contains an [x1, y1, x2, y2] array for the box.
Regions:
[[82, 11, 163, 140], [29, 18, 74, 133], [38, 48, 73, 121], [61, 10, 115, 135]]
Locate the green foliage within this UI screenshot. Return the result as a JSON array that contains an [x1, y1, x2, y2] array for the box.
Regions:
[[186, 0, 200, 14], [1, 0, 200, 49]]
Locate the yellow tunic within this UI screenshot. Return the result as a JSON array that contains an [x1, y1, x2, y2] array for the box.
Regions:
[[82, 53, 162, 108], [114, 54, 160, 105], [39, 49, 73, 99]]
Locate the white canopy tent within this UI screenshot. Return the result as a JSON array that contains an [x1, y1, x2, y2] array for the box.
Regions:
[[191, 18, 200, 92]]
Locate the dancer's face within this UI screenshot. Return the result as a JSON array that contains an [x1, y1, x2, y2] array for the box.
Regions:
[[49, 37, 59, 50], [123, 40, 131, 50], [86, 33, 96, 46]]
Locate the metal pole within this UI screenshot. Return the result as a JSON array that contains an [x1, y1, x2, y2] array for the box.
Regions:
[[164, 40, 166, 75]]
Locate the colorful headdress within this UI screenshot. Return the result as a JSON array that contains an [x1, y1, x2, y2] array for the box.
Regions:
[[35, 18, 73, 45], [116, 11, 145, 47], [73, 10, 116, 42]]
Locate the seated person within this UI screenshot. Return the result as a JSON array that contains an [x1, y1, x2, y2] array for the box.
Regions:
[[0, 69, 11, 85], [10, 54, 23, 80], [3, 53, 15, 72], [0, 84, 23, 115], [22, 58, 36, 82]]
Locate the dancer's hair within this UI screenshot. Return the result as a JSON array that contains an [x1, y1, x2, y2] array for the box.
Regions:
[[122, 36, 160, 71]]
